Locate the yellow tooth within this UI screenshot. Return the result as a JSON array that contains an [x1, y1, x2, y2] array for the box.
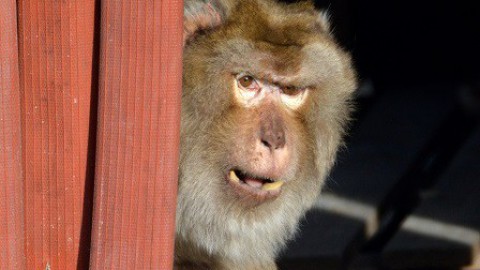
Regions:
[[229, 170, 240, 183], [262, 181, 284, 191]]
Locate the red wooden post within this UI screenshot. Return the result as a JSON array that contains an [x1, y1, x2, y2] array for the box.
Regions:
[[16, 0, 97, 269], [89, 0, 183, 269], [0, 1, 26, 269]]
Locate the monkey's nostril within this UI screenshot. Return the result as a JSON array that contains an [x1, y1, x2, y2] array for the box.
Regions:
[[259, 111, 286, 151], [260, 131, 285, 151], [261, 139, 271, 148], [275, 134, 286, 149]]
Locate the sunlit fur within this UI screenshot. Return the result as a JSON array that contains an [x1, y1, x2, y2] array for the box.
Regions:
[[176, 0, 357, 269]]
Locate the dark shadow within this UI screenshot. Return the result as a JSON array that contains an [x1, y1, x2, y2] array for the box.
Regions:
[[278, 86, 480, 269], [278, 209, 366, 270], [382, 229, 474, 269], [276, 0, 480, 269], [363, 97, 480, 252], [77, 0, 101, 269]]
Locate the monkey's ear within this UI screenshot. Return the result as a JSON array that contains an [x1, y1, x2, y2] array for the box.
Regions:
[[183, 0, 234, 45], [315, 10, 332, 34]]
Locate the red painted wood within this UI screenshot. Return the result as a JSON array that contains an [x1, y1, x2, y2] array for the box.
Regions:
[[16, 0, 96, 269], [89, 0, 183, 269], [0, 1, 26, 269]]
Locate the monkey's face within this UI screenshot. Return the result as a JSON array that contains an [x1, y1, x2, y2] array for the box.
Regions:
[[219, 73, 309, 204], [180, 74, 309, 208], [177, 0, 356, 263], [181, 0, 355, 210]]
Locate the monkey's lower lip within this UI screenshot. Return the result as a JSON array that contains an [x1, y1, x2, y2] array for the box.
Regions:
[[226, 169, 284, 201]]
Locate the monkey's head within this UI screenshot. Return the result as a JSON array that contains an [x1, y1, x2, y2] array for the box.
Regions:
[[177, 0, 356, 266]]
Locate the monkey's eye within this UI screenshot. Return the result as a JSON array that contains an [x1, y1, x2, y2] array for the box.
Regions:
[[237, 75, 258, 90], [281, 86, 304, 96], [280, 86, 308, 109], [234, 74, 261, 105]]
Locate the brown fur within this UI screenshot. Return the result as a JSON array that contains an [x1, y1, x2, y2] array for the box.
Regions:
[[177, 0, 357, 269]]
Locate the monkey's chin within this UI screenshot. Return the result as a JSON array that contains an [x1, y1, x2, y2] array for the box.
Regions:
[[226, 169, 284, 203]]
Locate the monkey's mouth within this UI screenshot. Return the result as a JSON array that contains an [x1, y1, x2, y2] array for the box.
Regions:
[[226, 169, 284, 201]]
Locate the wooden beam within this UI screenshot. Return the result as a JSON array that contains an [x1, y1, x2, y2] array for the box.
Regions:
[[89, 0, 183, 269], [16, 0, 97, 269], [0, 1, 26, 268]]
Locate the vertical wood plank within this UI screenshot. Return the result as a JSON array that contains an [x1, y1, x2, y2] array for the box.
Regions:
[[0, 1, 26, 269], [89, 0, 183, 269], [17, 0, 97, 269]]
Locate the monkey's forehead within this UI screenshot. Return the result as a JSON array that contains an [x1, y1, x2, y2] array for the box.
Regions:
[[209, 38, 348, 90], [199, 0, 351, 86], [223, 0, 328, 47], [183, 0, 355, 91]]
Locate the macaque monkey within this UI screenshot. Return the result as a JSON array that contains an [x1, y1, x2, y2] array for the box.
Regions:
[[176, 0, 357, 269]]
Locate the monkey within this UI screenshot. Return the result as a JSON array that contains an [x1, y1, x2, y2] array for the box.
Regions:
[[176, 0, 357, 269]]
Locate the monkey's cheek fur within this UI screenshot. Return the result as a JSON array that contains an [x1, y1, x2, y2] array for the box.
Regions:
[[226, 169, 284, 203]]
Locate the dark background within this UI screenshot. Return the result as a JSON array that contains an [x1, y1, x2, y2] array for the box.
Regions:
[[314, 0, 480, 88], [278, 1, 480, 268]]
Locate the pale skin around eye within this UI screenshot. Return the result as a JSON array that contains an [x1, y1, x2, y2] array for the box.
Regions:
[[234, 74, 309, 110]]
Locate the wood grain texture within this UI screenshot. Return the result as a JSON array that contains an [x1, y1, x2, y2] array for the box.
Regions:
[[0, 1, 26, 269], [89, 0, 183, 269], [16, 0, 96, 269]]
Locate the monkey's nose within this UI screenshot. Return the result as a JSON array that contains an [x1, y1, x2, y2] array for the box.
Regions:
[[260, 125, 286, 151]]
